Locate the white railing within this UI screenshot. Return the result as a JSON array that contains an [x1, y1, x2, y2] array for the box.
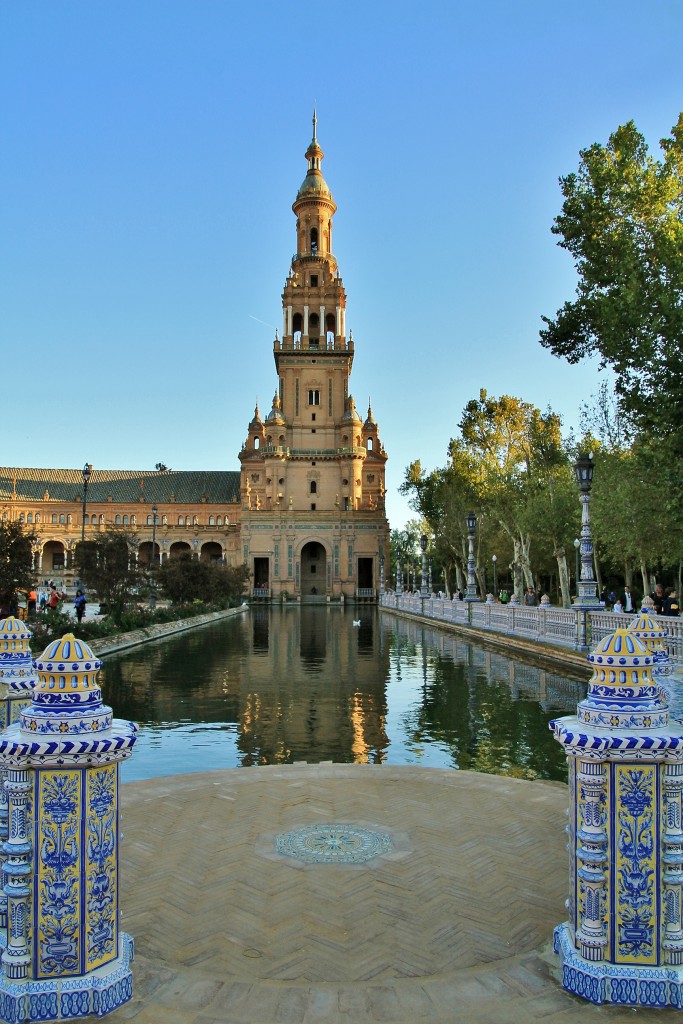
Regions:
[[590, 610, 683, 663], [379, 594, 682, 663]]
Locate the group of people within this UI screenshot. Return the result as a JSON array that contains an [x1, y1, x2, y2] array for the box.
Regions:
[[0, 584, 88, 623], [600, 584, 679, 617]]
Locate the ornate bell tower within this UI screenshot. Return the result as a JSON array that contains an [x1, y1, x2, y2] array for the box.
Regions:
[[238, 114, 389, 601]]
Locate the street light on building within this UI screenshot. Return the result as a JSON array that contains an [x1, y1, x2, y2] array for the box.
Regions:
[[80, 463, 92, 543], [151, 505, 158, 568], [465, 511, 479, 601]]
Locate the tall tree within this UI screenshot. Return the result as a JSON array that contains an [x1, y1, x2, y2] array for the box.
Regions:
[[0, 521, 34, 607], [540, 116, 683, 476], [75, 531, 141, 624]]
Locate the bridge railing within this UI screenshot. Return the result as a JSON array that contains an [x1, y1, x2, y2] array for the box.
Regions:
[[379, 593, 682, 663]]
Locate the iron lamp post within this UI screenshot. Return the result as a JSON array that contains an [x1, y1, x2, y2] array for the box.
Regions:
[[465, 511, 479, 601], [573, 537, 580, 598], [573, 454, 599, 606], [492, 554, 497, 597], [379, 554, 385, 595], [150, 504, 158, 608], [80, 463, 92, 543], [420, 534, 428, 597], [573, 453, 599, 649]]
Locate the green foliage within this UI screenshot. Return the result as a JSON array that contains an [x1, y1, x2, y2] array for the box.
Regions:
[[402, 391, 581, 601], [158, 554, 249, 605], [540, 115, 683, 468], [75, 530, 142, 626], [0, 520, 34, 604]]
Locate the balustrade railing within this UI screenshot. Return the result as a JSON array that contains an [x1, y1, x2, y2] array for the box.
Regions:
[[379, 594, 682, 663]]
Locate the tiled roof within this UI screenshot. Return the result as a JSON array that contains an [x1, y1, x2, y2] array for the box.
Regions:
[[0, 468, 241, 505]]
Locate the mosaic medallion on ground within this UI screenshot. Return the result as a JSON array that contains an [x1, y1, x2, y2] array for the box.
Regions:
[[274, 824, 393, 864]]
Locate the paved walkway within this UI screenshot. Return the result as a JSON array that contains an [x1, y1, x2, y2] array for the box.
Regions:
[[103, 765, 667, 1024]]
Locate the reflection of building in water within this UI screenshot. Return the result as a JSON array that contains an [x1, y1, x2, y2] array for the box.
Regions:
[[237, 608, 390, 765]]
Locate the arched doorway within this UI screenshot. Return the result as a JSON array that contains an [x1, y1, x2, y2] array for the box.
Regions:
[[139, 541, 160, 567], [170, 542, 192, 559], [300, 541, 326, 596], [42, 540, 65, 574], [201, 542, 223, 564]]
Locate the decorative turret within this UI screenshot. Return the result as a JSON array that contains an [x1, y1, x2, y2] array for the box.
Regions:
[[265, 392, 286, 426], [627, 609, 672, 677], [550, 628, 683, 1008], [342, 396, 362, 425], [0, 632, 137, 1020], [0, 617, 38, 698]]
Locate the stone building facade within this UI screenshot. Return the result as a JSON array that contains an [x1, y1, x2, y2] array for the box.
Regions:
[[0, 117, 389, 601], [0, 468, 242, 588], [238, 115, 390, 600]]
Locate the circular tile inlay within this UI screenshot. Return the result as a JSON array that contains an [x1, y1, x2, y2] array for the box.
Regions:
[[274, 824, 393, 864]]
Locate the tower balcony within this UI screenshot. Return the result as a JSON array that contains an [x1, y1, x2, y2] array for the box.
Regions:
[[275, 336, 354, 354], [262, 445, 367, 459]]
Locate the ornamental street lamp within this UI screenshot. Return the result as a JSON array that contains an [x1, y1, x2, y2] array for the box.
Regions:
[[80, 463, 92, 543], [379, 554, 385, 595], [420, 534, 428, 597], [465, 511, 479, 601], [396, 555, 402, 593], [150, 503, 158, 606], [573, 454, 599, 606], [573, 537, 580, 598], [492, 554, 497, 596], [573, 453, 599, 648]]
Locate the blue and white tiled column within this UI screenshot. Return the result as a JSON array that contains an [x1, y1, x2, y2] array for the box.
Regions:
[[551, 628, 683, 1007], [0, 633, 137, 1023], [0, 618, 38, 949]]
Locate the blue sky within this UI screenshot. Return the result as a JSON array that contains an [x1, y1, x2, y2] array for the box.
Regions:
[[2, 1, 681, 528]]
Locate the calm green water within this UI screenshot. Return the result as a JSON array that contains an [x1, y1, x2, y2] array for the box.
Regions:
[[100, 607, 587, 783]]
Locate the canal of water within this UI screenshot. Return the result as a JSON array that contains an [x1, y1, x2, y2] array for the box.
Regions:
[[100, 606, 590, 784]]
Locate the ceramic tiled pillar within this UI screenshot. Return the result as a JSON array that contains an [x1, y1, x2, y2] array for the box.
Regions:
[[0, 633, 137, 1022], [551, 628, 683, 1007], [0, 618, 38, 948]]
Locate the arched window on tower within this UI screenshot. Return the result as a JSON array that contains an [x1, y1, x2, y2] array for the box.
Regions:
[[310, 227, 318, 253], [309, 313, 319, 347], [367, 437, 374, 451], [293, 312, 302, 348], [310, 481, 317, 495], [254, 436, 260, 450]]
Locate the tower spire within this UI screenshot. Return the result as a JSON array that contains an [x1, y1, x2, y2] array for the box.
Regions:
[[312, 104, 317, 144]]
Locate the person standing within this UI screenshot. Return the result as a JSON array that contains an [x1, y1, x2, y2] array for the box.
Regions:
[[663, 589, 680, 617], [623, 586, 634, 613], [74, 590, 87, 624]]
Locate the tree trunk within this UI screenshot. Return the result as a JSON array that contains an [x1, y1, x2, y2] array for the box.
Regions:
[[624, 561, 633, 589], [520, 533, 533, 588], [640, 560, 649, 596], [554, 548, 571, 608], [511, 538, 524, 601], [475, 566, 486, 598]]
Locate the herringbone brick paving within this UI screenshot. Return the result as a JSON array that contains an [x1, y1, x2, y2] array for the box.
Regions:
[[95, 765, 669, 1023]]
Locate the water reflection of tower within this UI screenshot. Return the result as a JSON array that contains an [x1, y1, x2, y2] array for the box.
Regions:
[[236, 609, 390, 765]]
